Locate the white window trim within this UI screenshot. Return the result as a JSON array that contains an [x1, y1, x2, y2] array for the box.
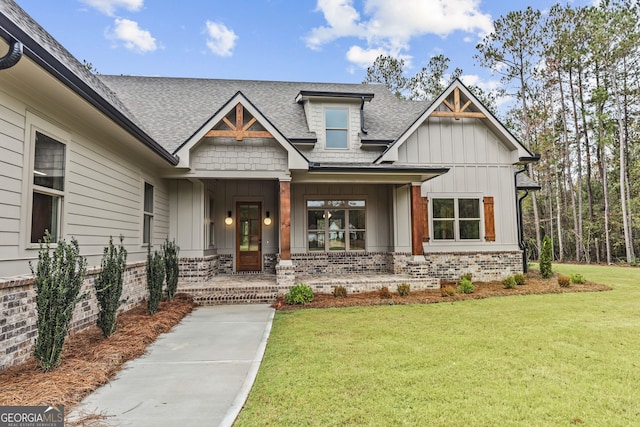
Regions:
[[142, 181, 154, 246], [324, 107, 350, 150], [430, 193, 483, 243], [206, 193, 215, 249], [22, 112, 71, 250]]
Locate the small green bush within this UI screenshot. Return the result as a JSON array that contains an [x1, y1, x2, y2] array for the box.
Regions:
[[458, 277, 474, 294], [332, 285, 347, 298], [379, 286, 392, 299], [397, 283, 411, 297], [540, 235, 553, 278], [162, 239, 180, 301], [95, 235, 127, 338], [285, 284, 314, 305], [514, 273, 526, 286], [441, 285, 456, 297], [558, 275, 571, 288], [570, 273, 586, 284], [30, 232, 88, 372], [146, 247, 165, 315], [461, 272, 473, 282], [502, 276, 516, 289]]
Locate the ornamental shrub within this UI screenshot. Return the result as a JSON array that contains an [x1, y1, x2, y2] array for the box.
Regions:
[[441, 284, 456, 297], [285, 284, 314, 305], [379, 286, 392, 299], [397, 283, 411, 297], [570, 273, 586, 284], [502, 276, 516, 289], [540, 235, 553, 279], [558, 275, 571, 288], [30, 232, 87, 372], [332, 285, 347, 298], [162, 239, 180, 301], [458, 277, 474, 294], [461, 272, 473, 282], [514, 273, 526, 286], [146, 246, 165, 315], [95, 235, 127, 338]]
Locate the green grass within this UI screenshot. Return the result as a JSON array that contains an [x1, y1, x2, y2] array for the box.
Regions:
[[235, 264, 640, 426]]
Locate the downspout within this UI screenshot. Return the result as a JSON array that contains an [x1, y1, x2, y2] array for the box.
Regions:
[[360, 96, 368, 135], [514, 167, 529, 272], [0, 39, 23, 70]]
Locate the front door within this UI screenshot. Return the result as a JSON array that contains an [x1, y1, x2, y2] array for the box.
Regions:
[[236, 202, 262, 271]]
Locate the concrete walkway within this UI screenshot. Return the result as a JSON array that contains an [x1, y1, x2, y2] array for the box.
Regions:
[[69, 304, 275, 427]]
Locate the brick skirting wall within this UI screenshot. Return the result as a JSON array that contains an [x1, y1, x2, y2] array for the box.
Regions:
[[0, 262, 147, 371], [423, 251, 523, 281], [290, 252, 394, 275]]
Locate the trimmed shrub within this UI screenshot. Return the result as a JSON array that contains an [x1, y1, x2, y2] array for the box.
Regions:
[[285, 284, 314, 305], [540, 235, 553, 279], [332, 285, 347, 298], [95, 235, 127, 338], [146, 247, 165, 315], [441, 285, 456, 297], [458, 277, 474, 294], [162, 239, 180, 301], [558, 275, 571, 288], [379, 286, 392, 299], [570, 273, 586, 284], [397, 283, 411, 297], [461, 272, 473, 282], [502, 276, 516, 289], [514, 273, 526, 286], [30, 232, 88, 372]]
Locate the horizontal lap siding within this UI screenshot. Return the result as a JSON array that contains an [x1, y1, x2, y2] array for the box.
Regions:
[[0, 90, 26, 266]]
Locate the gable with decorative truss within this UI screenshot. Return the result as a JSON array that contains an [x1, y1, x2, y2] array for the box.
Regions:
[[173, 91, 308, 171]]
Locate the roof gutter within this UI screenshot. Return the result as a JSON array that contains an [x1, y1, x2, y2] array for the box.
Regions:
[[0, 15, 178, 166], [360, 96, 368, 135], [0, 37, 22, 70]]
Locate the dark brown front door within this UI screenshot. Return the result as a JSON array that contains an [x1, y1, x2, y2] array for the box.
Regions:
[[236, 202, 262, 271]]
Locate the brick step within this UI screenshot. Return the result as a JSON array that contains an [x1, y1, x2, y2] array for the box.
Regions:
[[179, 284, 278, 305]]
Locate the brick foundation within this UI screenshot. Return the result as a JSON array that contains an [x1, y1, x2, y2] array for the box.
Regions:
[[423, 251, 523, 281], [0, 262, 147, 371]]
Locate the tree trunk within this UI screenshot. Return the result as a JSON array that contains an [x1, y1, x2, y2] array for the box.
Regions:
[[577, 68, 595, 261], [568, 67, 583, 261]]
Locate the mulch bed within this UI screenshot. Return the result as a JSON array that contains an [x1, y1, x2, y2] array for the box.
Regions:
[[273, 271, 612, 310], [0, 294, 195, 418]]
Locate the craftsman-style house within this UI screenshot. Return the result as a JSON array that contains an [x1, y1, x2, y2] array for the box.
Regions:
[[0, 1, 538, 368]]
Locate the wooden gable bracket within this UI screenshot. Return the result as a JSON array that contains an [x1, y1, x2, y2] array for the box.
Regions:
[[429, 87, 487, 120], [205, 103, 274, 141]]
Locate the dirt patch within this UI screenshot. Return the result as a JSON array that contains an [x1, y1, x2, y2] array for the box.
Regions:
[[274, 271, 612, 310], [0, 294, 195, 417]]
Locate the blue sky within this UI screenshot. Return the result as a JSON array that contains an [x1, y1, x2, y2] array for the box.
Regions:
[[15, 0, 594, 93]]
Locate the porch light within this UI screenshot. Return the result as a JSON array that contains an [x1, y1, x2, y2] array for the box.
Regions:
[[225, 211, 233, 225], [264, 211, 272, 226]]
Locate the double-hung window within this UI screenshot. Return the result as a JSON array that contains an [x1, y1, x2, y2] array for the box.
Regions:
[[432, 198, 481, 241], [31, 131, 65, 243], [325, 108, 348, 149], [307, 200, 365, 251], [206, 196, 215, 248], [143, 182, 154, 245]]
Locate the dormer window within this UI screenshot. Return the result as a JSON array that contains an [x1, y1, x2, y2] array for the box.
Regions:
[[325, 108, 348, 149]]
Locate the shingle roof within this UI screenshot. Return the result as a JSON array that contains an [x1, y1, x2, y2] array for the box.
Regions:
[[98, 75, 428, 154], [516, 173, 541, 190]]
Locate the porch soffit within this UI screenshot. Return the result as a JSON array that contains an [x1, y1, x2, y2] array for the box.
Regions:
[[292, 164, 449, 184], [173, 91, 309, 171]]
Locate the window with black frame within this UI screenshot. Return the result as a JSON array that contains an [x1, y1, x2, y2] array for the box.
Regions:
[[307, 200, 365, 251]]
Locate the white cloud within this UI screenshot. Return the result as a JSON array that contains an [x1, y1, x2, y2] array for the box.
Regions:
[[306, 0, 493, 68], [110, 18, 157, 53], [205, 21, 238, 57], [79, 0, 143, 16], [346, 46, 387, 68]]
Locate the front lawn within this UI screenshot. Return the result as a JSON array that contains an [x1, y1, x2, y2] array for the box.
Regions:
[[235, 264, 640, 426]]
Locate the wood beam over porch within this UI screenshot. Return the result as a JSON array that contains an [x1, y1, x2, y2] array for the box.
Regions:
[[279, 179, 291, 261], [205, 103, 274, 141], [429, 87, 487, 120], [410, 183, 424, 256]]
